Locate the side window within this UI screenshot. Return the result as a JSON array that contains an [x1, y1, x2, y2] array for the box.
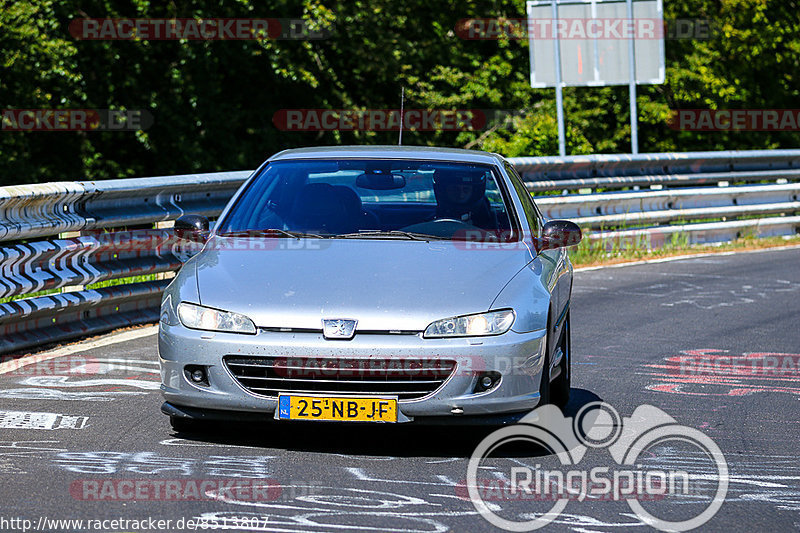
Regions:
[[504, 161, 541, 236]]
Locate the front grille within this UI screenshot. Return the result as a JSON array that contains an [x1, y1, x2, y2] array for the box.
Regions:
[[223, 356, 457, 401]]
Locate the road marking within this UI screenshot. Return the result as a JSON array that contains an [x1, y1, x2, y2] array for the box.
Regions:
[[159, 438, 266, 449], [0, 326, 157, 376], [0, 388, 148, 401], [0, 441, 67, 457], [54, 451, 277, 476], [19, 375, 160, 390], [0, 410, 88, 430]]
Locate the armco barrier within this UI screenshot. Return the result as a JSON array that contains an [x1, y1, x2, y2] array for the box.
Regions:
[[0, 171, 250, 355], [1, 150, 799, 355]]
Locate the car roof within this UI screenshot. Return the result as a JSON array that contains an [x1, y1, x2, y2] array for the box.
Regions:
[[268, 145, 506, 165]]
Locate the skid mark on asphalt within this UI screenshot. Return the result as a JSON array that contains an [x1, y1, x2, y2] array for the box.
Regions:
[[185, 467, 655, 533], [192, 446, 800, 531], [159, 438, 268, 449], [197, 508, 454, 533], [0, 440, 67, 457], [0, 441, 67, 476], [197, 484, 475, 533], [660, 279, 800, 309], [25, 435, 800, 532], [582, 277, 800, 310]]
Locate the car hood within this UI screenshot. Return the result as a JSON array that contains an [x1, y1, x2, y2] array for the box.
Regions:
[[195, 236, 532, 332]]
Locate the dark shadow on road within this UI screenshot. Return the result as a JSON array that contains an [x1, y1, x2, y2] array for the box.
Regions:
[[169, 388, 603, 458]]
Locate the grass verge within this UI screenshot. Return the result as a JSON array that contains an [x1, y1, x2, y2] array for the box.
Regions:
[[569, 233, 800, 268], [0, 274, 167, 304]]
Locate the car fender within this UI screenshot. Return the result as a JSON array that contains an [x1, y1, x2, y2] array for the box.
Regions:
[[160, 255, 201, 327], [489, 254, 556, 334]]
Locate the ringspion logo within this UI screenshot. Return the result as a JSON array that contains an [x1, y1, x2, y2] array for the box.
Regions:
[[466, 402, 728, 531]]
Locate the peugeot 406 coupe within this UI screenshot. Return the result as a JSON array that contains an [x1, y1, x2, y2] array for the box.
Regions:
[[158, 146, 581, 430]]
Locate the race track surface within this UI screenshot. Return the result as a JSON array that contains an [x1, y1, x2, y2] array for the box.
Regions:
[[1, 247, 798, 532]]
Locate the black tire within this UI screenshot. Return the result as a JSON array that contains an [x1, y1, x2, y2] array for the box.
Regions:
[[551, 311, 571, 408], [169, 416, 201, 433], [539, 348, 551, 407]]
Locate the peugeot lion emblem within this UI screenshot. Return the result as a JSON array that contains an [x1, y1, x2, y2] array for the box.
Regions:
[[322, 319, 357, 340]]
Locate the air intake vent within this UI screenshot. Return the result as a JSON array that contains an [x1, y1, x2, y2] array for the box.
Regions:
[[224, 356, 456, 401]]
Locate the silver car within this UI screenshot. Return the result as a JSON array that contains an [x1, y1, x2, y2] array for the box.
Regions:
[[158, 146, 581, 430]]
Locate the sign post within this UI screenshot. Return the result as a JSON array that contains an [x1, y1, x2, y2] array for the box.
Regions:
[[626, 0, 639, 153], [527, 0, 665, 155], [552, 0, 567, 156]]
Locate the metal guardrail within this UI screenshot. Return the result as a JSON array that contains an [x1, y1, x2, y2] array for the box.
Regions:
[[512, 150, 800, 192], [0, 171, 250, 355], [1, 150, 799, 355], [0, 171, 250, 241], [511, 149, 800, 178], [535, 183, 800, 226], [513, 150, 800, 251]]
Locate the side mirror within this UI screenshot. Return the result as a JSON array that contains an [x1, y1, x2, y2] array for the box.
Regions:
[[174, 214, 210, 243], [536, 220, 582, 251]]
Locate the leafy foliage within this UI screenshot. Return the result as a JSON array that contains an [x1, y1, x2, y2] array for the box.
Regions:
[[1, 0, 798, 184]]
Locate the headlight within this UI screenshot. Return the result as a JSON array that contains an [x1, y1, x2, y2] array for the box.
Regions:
[[423, 310, 515, 338], [177, 302, 257, 335]]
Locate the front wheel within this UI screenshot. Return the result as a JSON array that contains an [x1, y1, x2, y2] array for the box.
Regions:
[[538, 350, 551, 406], [169, 416, 202, 433], [551, 311, 571, 408]]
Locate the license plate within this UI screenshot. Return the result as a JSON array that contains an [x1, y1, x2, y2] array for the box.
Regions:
[[277, 395, 398, 422]]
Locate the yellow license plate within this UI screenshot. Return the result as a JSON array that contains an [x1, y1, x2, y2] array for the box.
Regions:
[[277, 395, 398, 422]]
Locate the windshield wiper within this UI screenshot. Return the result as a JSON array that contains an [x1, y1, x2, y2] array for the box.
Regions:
[[219, 229, 327, 239], [336, 230, 445, 241]]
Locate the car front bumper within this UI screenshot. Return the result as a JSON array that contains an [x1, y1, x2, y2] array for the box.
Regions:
[[158, 322, 547, 422]]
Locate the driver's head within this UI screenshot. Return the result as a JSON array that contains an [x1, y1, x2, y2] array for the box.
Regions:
[[432, 167, 487, 211]]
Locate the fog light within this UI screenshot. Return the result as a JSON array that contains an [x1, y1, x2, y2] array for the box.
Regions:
[[474, 371, 501, 393], [185, 365, 208, 386]]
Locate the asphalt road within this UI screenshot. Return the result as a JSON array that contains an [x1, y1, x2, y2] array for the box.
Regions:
[[1, 246, 799, 533]]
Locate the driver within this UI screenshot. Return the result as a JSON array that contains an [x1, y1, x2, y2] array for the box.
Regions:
[[432, 167, 497, 229]]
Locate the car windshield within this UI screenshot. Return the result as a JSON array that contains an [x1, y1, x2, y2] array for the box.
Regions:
[[216, 159, 515, 241]]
